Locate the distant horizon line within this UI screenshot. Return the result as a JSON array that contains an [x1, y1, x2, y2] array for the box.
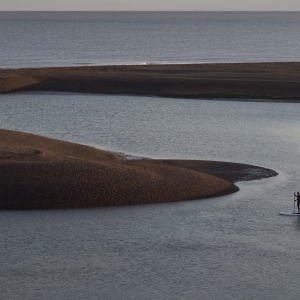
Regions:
[[1, 10, 300, 12]]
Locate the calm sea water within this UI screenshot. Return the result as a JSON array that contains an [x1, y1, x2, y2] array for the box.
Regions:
[[1, 10, 300, 300], [1, 92, 300, 299], [1, 11, 300, 68]]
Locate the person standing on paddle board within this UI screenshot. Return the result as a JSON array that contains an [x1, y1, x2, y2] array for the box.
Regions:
[[294, 192, 300, 212]]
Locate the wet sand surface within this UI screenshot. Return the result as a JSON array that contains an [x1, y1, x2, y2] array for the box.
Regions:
[[1, 62, 300, 100], [0, 129, 277, 210]]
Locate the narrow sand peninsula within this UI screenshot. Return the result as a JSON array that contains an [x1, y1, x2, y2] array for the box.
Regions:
[[0, 129, 277, 210], [1, 62, 300, 100]]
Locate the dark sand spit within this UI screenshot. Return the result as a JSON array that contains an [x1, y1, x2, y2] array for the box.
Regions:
[[1, 62, 300, 100], [0, 129, 277, 210]]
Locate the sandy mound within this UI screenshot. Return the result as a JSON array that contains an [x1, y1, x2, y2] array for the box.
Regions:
[[0, 129, 239, 209]]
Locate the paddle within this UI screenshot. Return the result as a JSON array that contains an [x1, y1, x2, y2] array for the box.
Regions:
[[294, 192, 300, 213]]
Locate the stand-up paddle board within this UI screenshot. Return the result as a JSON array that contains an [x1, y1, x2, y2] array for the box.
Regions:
[[279, 212, 300, 216], [280, 193, 300, 216]]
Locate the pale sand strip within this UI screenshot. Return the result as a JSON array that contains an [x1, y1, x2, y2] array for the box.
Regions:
[[0, 129, 277, 210]]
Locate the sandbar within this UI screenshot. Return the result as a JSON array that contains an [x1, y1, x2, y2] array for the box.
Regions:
[[1, 62, 300, 100], [0, 129, 277, 210]]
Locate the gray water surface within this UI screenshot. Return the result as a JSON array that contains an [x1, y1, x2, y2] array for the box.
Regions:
[[1, 11, 300, 68], [1, 93, 300, 299]]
